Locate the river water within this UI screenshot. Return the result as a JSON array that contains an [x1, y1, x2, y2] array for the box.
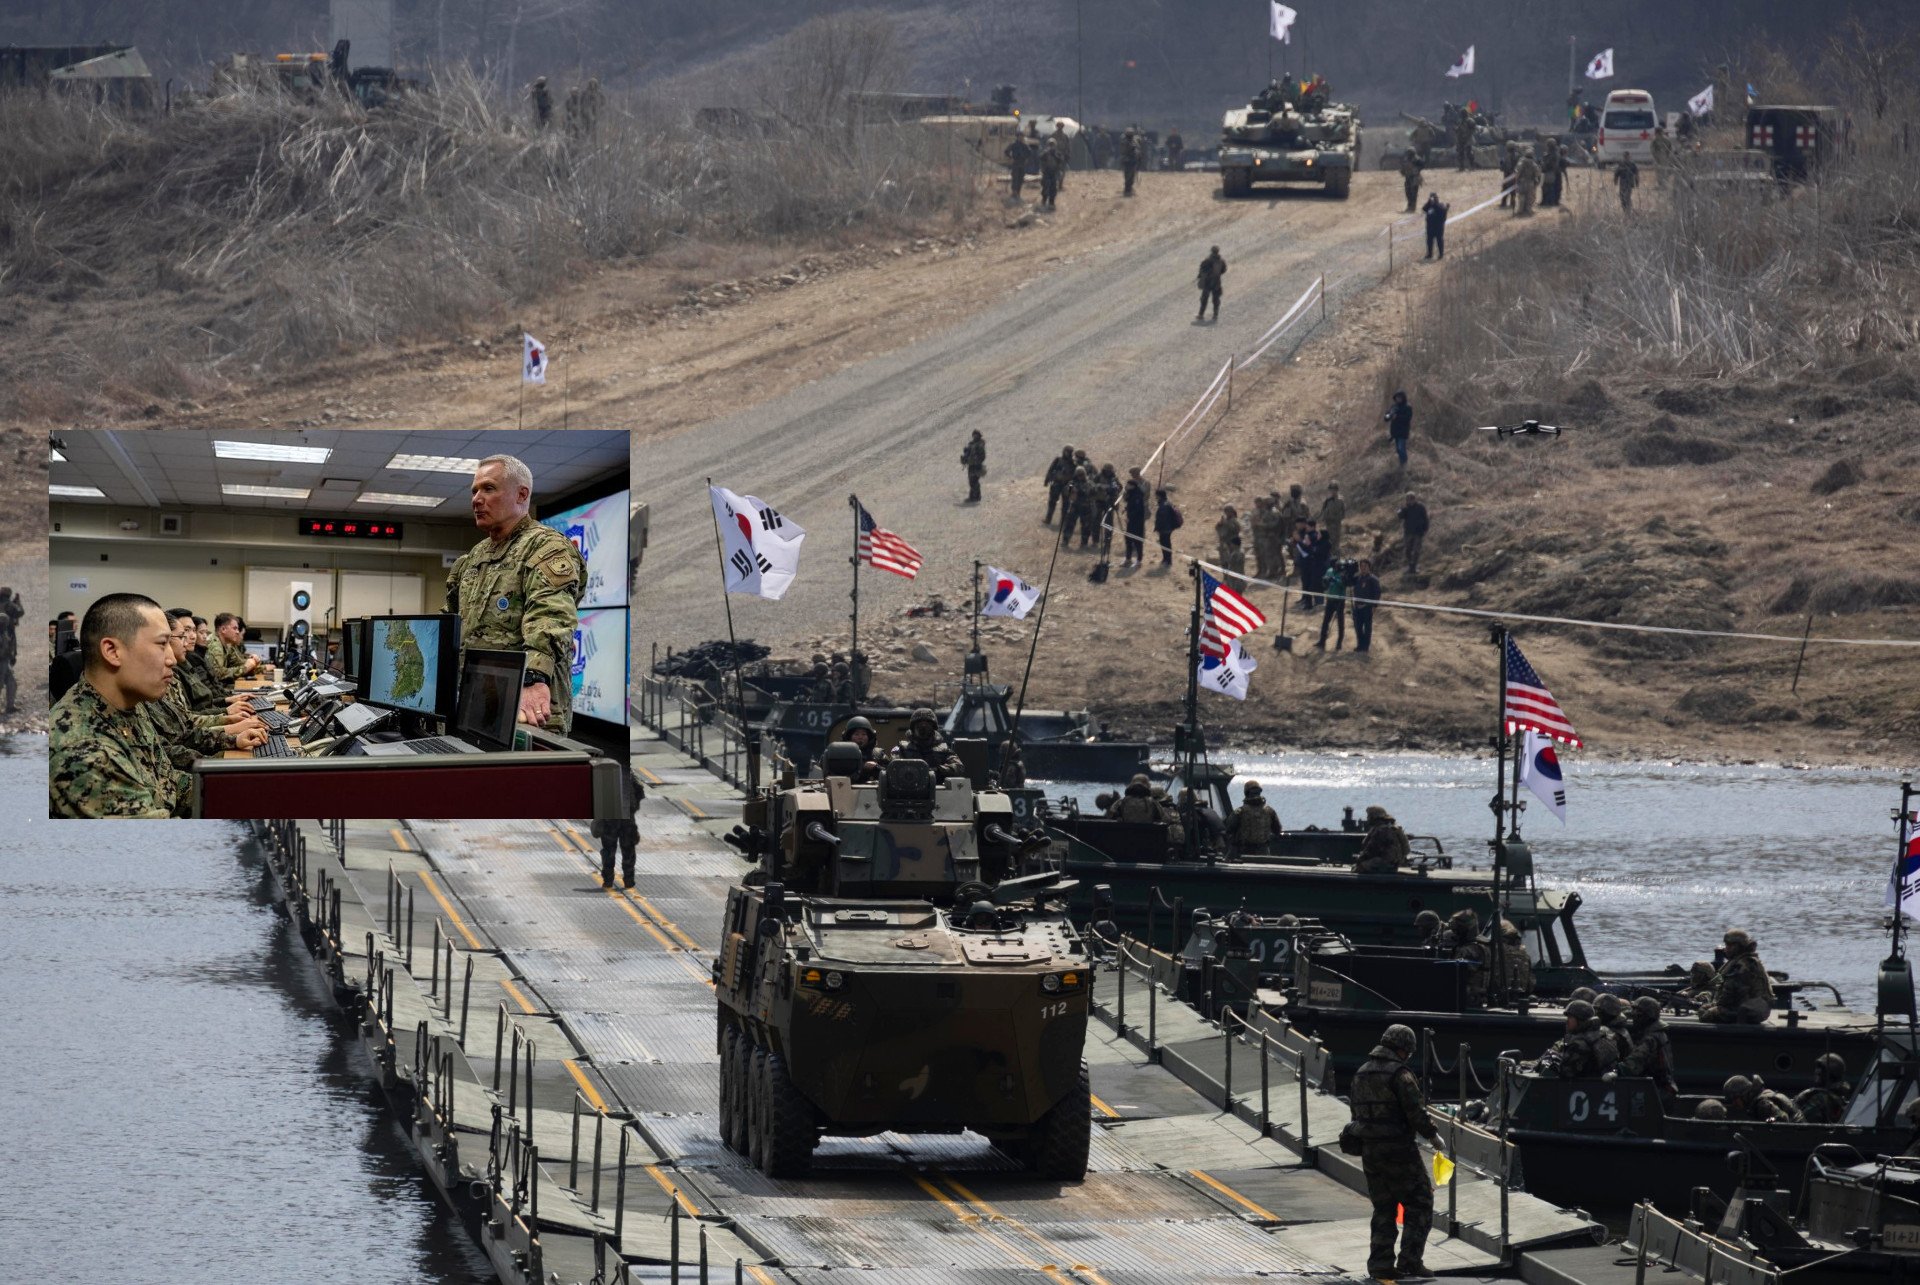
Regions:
[[1058, 752, 1909, 1008], [2, 733, 1906, 1280], [1, 736, 491, 1285]]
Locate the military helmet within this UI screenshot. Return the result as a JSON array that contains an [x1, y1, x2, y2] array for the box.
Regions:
[[1594, 993, 1628, 1019], [844, 715, 874, 736], [1242, 780, 1263, 797], [1632, 996, 1663, 1023], [1563, 999, 1595, 1022], [1570, 986, 1598, 1004], [1381, 1023, 1417, 1054], [811, 652, 827, 664], [1814, 1053, 1846, 1084], [1289, 484, 1303, 496], [1688, 961, 1716, 988], [1094, 792, 1116, 811], [1723, 928, 1754, 952], [1413, 910, 1441, 932], [1128, 773, 1150, 789], [1364, 805, 1390, 823], [1275, 913, 1300, 926], [1723, 1075, 1754, 1099], [1695, 1099, 1728, 1120], [1448, 908, 1480, 935], [911, 707, 935, 724]]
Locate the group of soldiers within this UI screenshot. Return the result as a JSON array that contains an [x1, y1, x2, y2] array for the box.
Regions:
[[803, 651, 872, 706], [1036, 445, 1167, 567], [1003, 121, 1152, 207], [527, 75, 604, 138]]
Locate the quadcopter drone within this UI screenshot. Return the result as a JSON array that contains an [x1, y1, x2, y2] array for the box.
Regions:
[[1476, 419, 1563, 438]]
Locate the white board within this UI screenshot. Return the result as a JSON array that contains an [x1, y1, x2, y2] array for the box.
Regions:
[[244, 567, 338, 628], [340, 571, 425, 619]]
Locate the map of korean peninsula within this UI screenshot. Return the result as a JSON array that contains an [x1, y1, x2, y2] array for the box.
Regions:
[[382, 621, 429, 706]]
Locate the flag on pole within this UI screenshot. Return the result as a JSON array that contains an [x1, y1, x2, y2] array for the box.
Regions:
[[981, 566, 1041, 619], [1886, 810, 1920, 920], [1746, 82, 1758, 105], [1687, 85, 1714, 117], [1432, 1151, 1456, 1187], [1502, 636, 1582, 746], [1269, 2, 1297, 43], [710, 484, 806, 600], [1198, 570, 1267, 658], [854, 503, 921, 579], [1518, 730, 1569, 824], [1584, 48, 1614, 80], [1198, 636, 1258, 700], [1446, 46, 1475, 78], [522, 332, 548, 384]]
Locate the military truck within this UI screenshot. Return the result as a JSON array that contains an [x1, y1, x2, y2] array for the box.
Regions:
[[714, 745, 1094, 1179], [1218, 82, 1360, 198]]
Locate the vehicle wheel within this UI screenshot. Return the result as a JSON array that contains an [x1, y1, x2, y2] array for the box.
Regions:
[[1326, 170, 1351, 199], [1027, 1060, 1091, 1181], [759, 1050, 816, 1178], [746, 1044, 768, 1171], [722, 1028, 750, 1155], [718, 1024, 738, 1151], [1221, 169, 1246, 197]]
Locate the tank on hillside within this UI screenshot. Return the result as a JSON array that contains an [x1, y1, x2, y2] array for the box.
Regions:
[[1219, 76, 1361, 198], [713, 745, 1093, 1179]]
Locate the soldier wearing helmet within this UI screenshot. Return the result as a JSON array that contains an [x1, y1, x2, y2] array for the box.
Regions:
[[1694, 1098, 1728, 1120], [1412, 909, 1443, 947], [1348, 1023, 1441, 1280], [1700, 929, 1775, 1025], [1108, 773, 1160, 823], [1792, 1054, 1852, 1124], [1593, 994, 1635, 1059], [841, 715, 883, 783], [1722, 1074, 1799, 1123], [1617, 996, 1679, 1099], [1224, 780, 1281, 856], [1441, 909, 1489, 1005], [889, 707, 962, 778], [1499, 919, 1533, 997], [1532, 999, 1620, 1078], [1353, 805, 1410, 874]]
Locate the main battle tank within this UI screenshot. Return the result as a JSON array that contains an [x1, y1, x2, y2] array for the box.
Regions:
[[1219, 80, 1361, 198], [714, 743, 1094, 1179]]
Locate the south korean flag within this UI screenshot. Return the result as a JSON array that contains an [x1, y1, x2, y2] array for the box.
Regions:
[[1518, 729, 1569, 824], [710, 484, 806, 600], [1197, 636, 1258, 701]]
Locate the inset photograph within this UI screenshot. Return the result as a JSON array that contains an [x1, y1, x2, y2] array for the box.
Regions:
[[48, 429, 630, 819]]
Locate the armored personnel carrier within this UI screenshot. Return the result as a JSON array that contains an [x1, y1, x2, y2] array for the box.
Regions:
[[1218, 80, 1360, 198], [714, 743, 1094, 1179]]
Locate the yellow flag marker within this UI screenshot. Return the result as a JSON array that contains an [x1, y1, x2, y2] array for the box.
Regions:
[[1432, 1151, 1456, 1186]]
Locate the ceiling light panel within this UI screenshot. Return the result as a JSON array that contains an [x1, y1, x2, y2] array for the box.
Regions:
[[213, 441, 333, 463], [222, 484, 312, 500]]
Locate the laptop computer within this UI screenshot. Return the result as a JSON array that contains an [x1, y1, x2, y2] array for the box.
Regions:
[[361, 649, 527, 757]]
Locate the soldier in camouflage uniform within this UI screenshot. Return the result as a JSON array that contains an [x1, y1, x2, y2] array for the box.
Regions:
[[1452, 110, 1475, 170], [151, 609, 267, 762], [1399, 150, 1424, 213], [1120, 125, 1146, 196], [447, 455, 588, 734], [1723, 1075, 1801, 1123], [1059, 468, 1088, 546], [1249, 496, 1285, 581], [1317, 483, 1346, 559], [1004, 131, 1035, 200], [889, 707, 964, 777], [1443, 909, 1489, 1005], [1593, 993, 1635, 1059], [1224, 780, 1282, 856], [1107, 773, 1161, 822], [1791, 1054, 1852, 1124], [49, 593, 193, 819], [1353, 805, 1410, 873], [206, 612, 259, 687], [1532, 999, 1620, 1077], [1695, 1098, 1728, 1120], [0, 585, 20, 713], [962, 430, 987, 502], [1349, 1023, 1441, 1280], [1077, 467, 1104, 549], [1498, 919, 1534, 996], [1276, 485, 1311, 572], [1700, 928, 1774, 1024], [1616, 996, 1679, 1100], [1513, 148, 1540, 217], [594, 770, 644, 889], [1044, 445, 1076, 524], [1413, 909, 1443, 948]]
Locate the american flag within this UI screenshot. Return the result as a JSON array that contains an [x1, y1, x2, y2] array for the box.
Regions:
[[1503, 636, 1581, 746], [856, 503, 922, 579], [1199, 570, 1266, 658]]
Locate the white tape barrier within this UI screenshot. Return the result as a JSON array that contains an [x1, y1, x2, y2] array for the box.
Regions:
[[1142, 357, 1234, 477], [1238, 276, 1325, 371], [1191, 559, 1920, 648], [1389, 181, 1515, 245]]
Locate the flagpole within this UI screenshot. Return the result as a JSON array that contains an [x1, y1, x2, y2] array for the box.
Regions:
[[1010, 521, 1068, 748], [1181, 563, 1205, 862], [1508, 733, 1524, 839], [848, 494, 861, 709], [707, 477, 758, 790], [971, 560, 982, 673], [1489, 625, 1511, 998]]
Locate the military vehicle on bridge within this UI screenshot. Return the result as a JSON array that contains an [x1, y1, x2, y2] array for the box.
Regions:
[[714, 744, 1094, 1179], [1218, 77, 1360, 198]]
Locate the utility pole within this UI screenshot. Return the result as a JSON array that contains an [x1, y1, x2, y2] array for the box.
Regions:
[[1567, 35, 1576, 100], [1076, 0, 1084, 123]]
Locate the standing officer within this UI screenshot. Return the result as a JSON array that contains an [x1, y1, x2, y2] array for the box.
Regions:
[[1224, 780, 1282, 856], [1452, 110, 1475, 170], [447, 455, 588, 733], [1196, 245, 1227, 322], [1121, 467, 1150, 567], [48, 593, 191, 818], [1422, 192, 1449, 259], [1120, 125, 1146, 196], [1004, 130, 1035, 199], [595, 770, 645, 889], [1399, 150, 1423, 213], [1350, 1023, 1441, 1281], [529, 76, 553, 130], [1615, 157, 1640, 214], [1044, 445, 1076, 525], [962, 430, 987, 503]]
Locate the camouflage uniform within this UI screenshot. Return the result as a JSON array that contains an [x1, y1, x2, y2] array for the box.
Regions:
[[1443, 909, 1489, 1005], [1593, 994, 1635, 1059], [1615, 158, 1639, 213], [150, 678, 237, 768], [447, 514, 588, 734], [1317, 489, 1346, 558], [1060, 469, 1088, 545], [1539, 142, 1565, 207], [962, 432, 987, 503], [1398, 151, 1423, 212], [49, 680, 191, 819], [1498, 143, 1518, 208], [1619, 999, 1679, 1097], [1452, 112, 1475, 170], [1723, 1076, 1799, 1123], [1110, 775, 1160, 823], [206, 636, 251, 686], [1700, 931, 1774, 1024], [0, 588, 20, 712], [1791, 1055, 1852, 1124], [1004, 134, 1035, 199], [1499, 920, 1534, 996], [1225, 784, 1281, 856], [1038, 136, 1066, 209], [1077, 471, 1103, 548], [1536, 1001, 1620, 1077], [1044, 447, 1076, 523], [1276, 489, 1311, 570], [1120, 128, 1146, 195], [175, 651, 232, 715], [1513, 152, 1540, 216], [1249, 499, 1285, 580], [1349, 1028, 1441, 1279], [1353, 805, 1410, 873]]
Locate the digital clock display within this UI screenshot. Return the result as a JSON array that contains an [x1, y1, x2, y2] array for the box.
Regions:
[[300, 517, 404, 540]]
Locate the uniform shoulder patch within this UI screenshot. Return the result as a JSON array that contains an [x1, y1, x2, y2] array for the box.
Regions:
[[538, 550, 582, 588]]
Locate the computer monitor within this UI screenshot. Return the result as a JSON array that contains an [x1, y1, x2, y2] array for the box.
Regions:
[[453, 649, 528, 752], [244, 642, 273, 663], [343, 618, 366, 683], [540, 489, 629, 609], [361, 614, 461, 716], [570, 608, 629, 726]]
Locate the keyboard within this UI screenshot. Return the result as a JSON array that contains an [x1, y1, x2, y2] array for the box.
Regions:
[[247, 696, 275, 712], [257, 710, 292, 732], [409, 736, 466, 755], [252, 735, 298, 759]]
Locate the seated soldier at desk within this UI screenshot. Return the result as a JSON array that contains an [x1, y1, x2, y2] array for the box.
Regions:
[[149, 609, 269, 762], [49, 593, 193, 819]]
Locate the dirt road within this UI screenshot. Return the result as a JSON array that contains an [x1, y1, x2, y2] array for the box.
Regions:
[[636, 168, 1504, 648]]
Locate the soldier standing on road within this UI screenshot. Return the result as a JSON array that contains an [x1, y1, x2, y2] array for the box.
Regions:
[[1038, 136, 1065, 210], [1397, 492, 1429, 575], [1615, 156, 1639, 213], [1121, 468, 1150, 567], [1399, 150, 1424, 213], [1043, 445, 1075, 524], [1196, 245, 1226, 322], [1422, 192, 1449, 260], [529, 76, 553, 130], [1452, 111, 1475, 170], [1152, 488, 1182, 567], [448, 455, 588, 733], [962, 430, 987, 503], [1498, 141, 1519, 208], [1317, 482, 1346, 558], [1120, 125, 1146, 196], [1514, 148, 1540, 216], [1350, 1024, 1442, 1282], [1165, 128, 1185, 169], [1538, 139, 1564, 207], [1004, 131, 1035, 200]]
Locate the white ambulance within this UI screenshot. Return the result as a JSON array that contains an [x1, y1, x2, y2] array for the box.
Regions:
[[1596, 89, 1659, 166]]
